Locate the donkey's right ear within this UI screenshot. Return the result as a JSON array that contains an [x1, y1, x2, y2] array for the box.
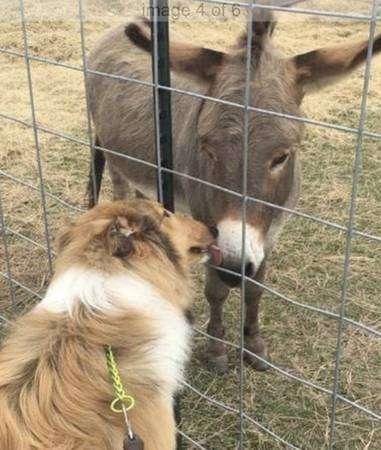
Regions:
[[125, 19, 226, 82]]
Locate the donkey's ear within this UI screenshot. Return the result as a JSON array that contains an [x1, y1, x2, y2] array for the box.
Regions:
[[292, 33, 381, 92], [237, 7, 276, 54], [125, 20, 226, 82]]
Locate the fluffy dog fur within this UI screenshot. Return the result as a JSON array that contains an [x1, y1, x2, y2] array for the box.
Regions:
[[0, 200, 216, 450]]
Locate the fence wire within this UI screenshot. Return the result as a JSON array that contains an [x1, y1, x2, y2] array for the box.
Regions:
[[0, 0, 380, 449], [329, 0, 381, 446]]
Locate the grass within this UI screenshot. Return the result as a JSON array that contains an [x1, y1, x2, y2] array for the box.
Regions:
[[1, 1, 381, 448]]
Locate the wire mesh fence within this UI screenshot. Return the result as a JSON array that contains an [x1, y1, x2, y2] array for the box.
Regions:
[[0, 0, 381, 448]]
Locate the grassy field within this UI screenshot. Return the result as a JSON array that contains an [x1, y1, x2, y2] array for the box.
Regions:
[[1, 1, 381, 448]]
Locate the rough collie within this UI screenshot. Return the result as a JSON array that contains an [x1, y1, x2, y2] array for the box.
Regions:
[[0, 200, 221, 450]]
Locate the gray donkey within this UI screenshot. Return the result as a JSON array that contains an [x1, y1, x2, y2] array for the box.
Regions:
[[87, 9, 381, 371]]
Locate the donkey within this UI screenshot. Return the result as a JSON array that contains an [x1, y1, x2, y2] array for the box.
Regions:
[[86, 10, 381, 372]]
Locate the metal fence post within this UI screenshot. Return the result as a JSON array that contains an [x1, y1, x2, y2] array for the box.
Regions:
[[150, 0, 175, 212], [150, 1, 180, 446]]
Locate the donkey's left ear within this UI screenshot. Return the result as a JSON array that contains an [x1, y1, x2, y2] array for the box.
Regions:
[[292, 33, 381, 92], [125, 19, 226, 82]]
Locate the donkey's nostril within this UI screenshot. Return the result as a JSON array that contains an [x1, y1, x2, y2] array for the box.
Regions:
[[209, 225, 219, 239], [245, 262, 255, 277]]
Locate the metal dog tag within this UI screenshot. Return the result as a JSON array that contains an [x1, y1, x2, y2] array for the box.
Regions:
[[123, 434, 144, 450]]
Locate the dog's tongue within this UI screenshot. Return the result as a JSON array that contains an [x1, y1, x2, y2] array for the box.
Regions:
[[208, 245, 223, 266]]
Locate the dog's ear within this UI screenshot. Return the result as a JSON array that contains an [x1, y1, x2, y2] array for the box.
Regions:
[[109, 216, 136, 258], [109, 214, 162, 259], [139, 214, 160, 233], [55, 226, 74, 254]]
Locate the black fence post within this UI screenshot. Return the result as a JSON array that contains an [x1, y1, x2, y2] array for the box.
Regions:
[[150, 0, 174, 212], [150, 3, 180, 447]]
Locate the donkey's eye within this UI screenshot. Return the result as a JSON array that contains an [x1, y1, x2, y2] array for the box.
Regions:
[[271, 153, 289, 170]]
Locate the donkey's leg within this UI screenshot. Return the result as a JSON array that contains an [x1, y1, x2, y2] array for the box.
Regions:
[[243, 262, 270, 371], [87, 135, 106, 209], [135, 189, 149, 199], [108, 159, 131, 201], [205, 267, 230, 373]]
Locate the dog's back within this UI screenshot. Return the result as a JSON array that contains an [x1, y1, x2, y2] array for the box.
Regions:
[[0, 302, 186, 450], [0, 311, 121, 450]]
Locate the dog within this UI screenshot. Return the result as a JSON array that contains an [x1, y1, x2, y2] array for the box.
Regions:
[[0, 200, 222, 450]]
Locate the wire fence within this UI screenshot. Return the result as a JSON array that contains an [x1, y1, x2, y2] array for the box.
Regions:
[[0, 0, 380, 448]]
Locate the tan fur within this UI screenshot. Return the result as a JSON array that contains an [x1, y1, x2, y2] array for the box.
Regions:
[[0, 200, 215, 450]]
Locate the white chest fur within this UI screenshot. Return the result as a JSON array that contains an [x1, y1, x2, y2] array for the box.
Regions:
[[38, 268, 192, 396]]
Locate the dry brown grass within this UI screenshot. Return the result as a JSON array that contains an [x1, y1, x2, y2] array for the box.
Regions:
[[1, 1, 381, 449]]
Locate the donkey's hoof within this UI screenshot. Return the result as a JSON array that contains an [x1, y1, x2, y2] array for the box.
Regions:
[[207, 353, 229, 374], [244, 351, 271, 371], [244, 336, 270, 371]]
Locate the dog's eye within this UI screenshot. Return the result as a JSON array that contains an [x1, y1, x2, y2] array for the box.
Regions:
[[190, 246, 207, 254], [163, 210, 172, 218]]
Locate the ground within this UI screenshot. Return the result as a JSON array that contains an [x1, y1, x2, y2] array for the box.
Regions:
[[0, 1, 380, 449]]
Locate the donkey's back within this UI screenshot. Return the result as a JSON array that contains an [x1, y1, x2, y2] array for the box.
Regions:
[[87, 24, 207, 208]]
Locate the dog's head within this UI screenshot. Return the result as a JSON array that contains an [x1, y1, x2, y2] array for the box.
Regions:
[[56, 200, 221, 273]]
